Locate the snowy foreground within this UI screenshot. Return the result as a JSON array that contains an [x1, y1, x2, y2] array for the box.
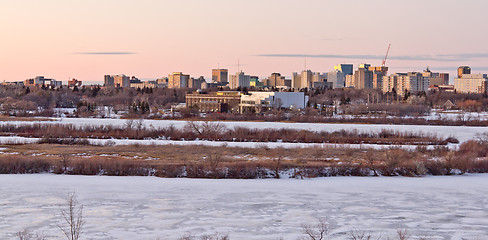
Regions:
[[1, 174, 487, 240]]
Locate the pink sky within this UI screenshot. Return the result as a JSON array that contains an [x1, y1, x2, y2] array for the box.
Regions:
[[1, 0, 488, 83]]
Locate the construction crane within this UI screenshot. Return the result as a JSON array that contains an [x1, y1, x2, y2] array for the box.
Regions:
[[381, 44, 391, 67]]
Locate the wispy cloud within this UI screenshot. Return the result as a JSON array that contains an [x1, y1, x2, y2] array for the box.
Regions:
[[73, 52, 136, 55], [256, 53, 488, 62]]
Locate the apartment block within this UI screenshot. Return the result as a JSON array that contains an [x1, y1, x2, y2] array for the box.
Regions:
[[168, 72, 190, 88], [292, 70, 326, 89], [422, 68, 449, 86], [229, 71, 251, 89], [382, 72, 429, 96], [454, 74, 488, 93]]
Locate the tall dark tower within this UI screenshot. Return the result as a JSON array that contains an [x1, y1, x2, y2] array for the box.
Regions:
[[457, 66, 471, 78]]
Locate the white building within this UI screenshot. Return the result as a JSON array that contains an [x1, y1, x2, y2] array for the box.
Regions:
[[240, 91, 309, 112]]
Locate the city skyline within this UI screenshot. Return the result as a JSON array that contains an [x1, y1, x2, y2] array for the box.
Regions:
[[2, 0, 488, 82]]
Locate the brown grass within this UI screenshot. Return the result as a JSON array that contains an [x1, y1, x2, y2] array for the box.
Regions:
[[1, 142, 486, 178]]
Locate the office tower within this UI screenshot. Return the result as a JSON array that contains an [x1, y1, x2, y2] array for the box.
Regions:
[[334, 64, 353, 76], [212, 69, 228, 83]]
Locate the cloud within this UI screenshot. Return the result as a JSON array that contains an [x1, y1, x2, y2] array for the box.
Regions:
[[436, 53, 488, 59], [73, 52, 136, 55], [256, 53, 488, 62]]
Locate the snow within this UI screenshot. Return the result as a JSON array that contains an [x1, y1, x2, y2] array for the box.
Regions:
[[0, 174, 487, 240], [2, 118, 488, 144], [1, 117, 486, 149], [0, 136, 449, 150]]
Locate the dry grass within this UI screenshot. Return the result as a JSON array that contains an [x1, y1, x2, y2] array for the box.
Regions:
[[1, 142, 486, 178]]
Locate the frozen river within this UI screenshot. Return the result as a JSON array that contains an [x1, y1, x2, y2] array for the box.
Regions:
[[1, 174, 487, 239]]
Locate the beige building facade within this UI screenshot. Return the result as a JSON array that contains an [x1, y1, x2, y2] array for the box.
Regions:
[[454, 74, 488, 93]]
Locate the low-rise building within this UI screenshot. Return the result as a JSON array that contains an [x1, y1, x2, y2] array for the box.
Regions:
[[186, 91, 242, 113], [24, 76, 61, 88], [240, 91, 309, 113], [2, 81, 24, 86], [68, 78, 82, 88]]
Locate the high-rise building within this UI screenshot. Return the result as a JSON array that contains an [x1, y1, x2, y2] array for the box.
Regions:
[[369, 66, 389, 90], [345, 75, 355, 88], [104, 75, 114, 87], [458, 66, 471, 78], [454, 74, 488, 93], [422, 68, 450, 86], [353, 68, 374, 89], [189, 76, 206, 89], [113, 75, 130, 88], [382, 72, 429, 96], [212, 69, 228, 83], [229, 71, 251, 89], [168, 72, 190, 88], [334, 64, 353, 75], [292, 70, 325, 89], [264, 73, 285, 87], [104, 74, 130, 87], [327, 71, 345, 89]]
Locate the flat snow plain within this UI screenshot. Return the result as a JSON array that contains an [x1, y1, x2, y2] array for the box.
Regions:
[[1, 174, 488, 240]]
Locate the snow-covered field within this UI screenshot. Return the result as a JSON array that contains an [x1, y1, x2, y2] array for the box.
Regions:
[[1, 174, 487, 240]]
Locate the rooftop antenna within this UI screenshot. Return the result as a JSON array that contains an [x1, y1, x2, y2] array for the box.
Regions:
[[238, 59, 240, 73], [304, 57, 307, 70]]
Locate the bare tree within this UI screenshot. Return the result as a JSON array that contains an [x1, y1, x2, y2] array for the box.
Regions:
[[60, 154, 71, 173], [16, 229, 46, 240], [349, 229, 379, 240], [186, 120, 226, 137], [177, 232, 229, 240], [124, 119, 134, 129], [396, 228, 409, 240], [207, 151, 224, 177], [58, 192, 85, 240], [300, 218, 329, 240]]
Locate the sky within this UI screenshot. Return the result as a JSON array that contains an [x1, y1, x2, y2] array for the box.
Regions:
[[1, 0, 488, 83]]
